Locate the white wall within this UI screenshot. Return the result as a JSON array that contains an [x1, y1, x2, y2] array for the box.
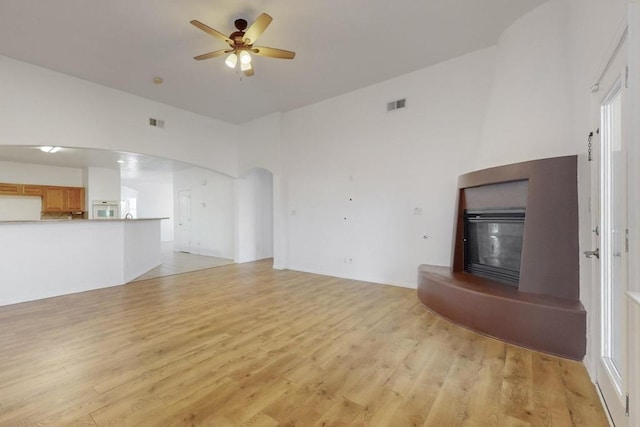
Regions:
[[238, 113, 285, 267], [236, 168, 274, 263], [476, 0, 574, 169], [173, 167, 234, 259], [123, 220, 162, 282], [122, 171, 174, 241], [0, 220, 163, 306], [86, 166, 121, 218], [0, 196, 41, 221], [0, 54, 239, 178], [238, 112, 282, 175], [281, 47, 496, 287], [0, 221, 124, 305], [0, 159, 83, 186]]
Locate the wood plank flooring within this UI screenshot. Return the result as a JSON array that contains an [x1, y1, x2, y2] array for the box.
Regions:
[[0, 260, 608, 426]]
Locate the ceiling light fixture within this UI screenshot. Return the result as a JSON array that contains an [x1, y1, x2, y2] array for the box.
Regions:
[[225, 53, 238, 68], [190, 13, 295, 77], [40, 146, 61, 153], [239, 50, 252, 65]]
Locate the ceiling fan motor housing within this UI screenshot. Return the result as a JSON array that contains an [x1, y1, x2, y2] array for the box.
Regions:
[[234, 19, 248, 31]]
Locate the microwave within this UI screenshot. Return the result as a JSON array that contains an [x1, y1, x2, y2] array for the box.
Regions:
[[92, 201, 120, 219]]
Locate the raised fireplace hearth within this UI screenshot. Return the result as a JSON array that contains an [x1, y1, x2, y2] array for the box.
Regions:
[[418, 156, 586, 359]]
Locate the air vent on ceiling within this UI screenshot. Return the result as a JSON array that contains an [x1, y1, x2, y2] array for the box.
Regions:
[[149, 118, 165, 128], [386, 98, 407, 111]]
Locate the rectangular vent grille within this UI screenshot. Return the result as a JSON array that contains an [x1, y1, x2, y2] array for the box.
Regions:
[[149, 118, 165, 128], [386, 98, 407, 111]]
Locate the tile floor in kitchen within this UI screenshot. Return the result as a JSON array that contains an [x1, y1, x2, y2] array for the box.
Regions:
[[131, 242, 234, 282]]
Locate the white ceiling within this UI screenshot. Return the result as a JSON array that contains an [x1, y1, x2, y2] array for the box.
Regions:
[[0, 0, 547, 174]]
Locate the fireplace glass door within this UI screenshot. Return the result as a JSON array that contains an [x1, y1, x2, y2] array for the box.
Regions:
[[464, 209, 525, 285]]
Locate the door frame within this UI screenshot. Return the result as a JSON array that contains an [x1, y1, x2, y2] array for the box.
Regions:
[[176, 189, 192, 253], [590, 26, 629, 427]]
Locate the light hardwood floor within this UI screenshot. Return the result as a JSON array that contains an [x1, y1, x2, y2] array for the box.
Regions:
[[0, 260, 608, 426]]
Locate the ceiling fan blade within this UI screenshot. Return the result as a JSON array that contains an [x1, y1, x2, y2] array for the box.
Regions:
[[193, 49, 229, 61], [252, 46, 296, 59], [190, 20, 232, 44], [242, 13, 272, 45]]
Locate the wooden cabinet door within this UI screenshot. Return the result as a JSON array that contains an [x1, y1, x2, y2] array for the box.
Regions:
[[42, 187, 66, 212], [21, 185, 43, 196], [0, 183, 21, 195], [65, 187, 85, 212]]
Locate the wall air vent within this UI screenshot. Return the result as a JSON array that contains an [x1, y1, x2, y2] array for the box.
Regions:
[[386, 98, 407, 112], [149, 118, 165, 128]]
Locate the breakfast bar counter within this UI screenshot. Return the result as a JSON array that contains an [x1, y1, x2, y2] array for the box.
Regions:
[[0, 218, 167, 306]]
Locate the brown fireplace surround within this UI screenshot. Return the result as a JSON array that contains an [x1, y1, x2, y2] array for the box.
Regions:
[[418, 156, 586, 359]]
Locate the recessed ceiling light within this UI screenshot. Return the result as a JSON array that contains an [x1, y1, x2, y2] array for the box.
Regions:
[[153, 76, 164, 84], [40, 146, 61, 153], [117, 160, 125, 164]]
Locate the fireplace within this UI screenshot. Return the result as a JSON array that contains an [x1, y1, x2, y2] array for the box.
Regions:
[[464, 209, 525, 286], [417, 156, 586, 359]]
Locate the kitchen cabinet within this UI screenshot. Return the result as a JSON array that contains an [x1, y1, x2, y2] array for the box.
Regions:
[[0, 182, 43, 196], [42, 187, 66, 212], [0, 183, 21, 195], [42, 186, 85, 213], [0, 182, 85, 213], [65, 187, 85, 212], [21, 185, 43, 196]]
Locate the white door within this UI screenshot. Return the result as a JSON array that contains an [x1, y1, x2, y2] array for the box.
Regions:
[[176, 189, 192, 253], [590, 37, 629, 426]]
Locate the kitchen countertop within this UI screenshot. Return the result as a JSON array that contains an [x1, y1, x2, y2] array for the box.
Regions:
[[0, 217, 169, 224]]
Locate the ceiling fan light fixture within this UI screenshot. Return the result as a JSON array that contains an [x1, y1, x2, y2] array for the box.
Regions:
[[239, 50, 252, 65], [225, 53, 238, 68], [191, 13, 295, 77]]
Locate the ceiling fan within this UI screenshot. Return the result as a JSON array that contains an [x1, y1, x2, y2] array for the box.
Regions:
[[190, 13, 295, 77]]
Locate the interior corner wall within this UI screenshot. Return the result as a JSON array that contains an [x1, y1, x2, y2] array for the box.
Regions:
[[280, 47, 496, 288], [476, 0, 574, 170], [0, 54, 239, 178], [236, 168, 274, 263]]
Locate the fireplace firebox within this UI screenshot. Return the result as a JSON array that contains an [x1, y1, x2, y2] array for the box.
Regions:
[[464, 209, 525, 286]]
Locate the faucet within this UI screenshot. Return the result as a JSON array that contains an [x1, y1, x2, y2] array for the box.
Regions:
[[124, 213, 133, 220]]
